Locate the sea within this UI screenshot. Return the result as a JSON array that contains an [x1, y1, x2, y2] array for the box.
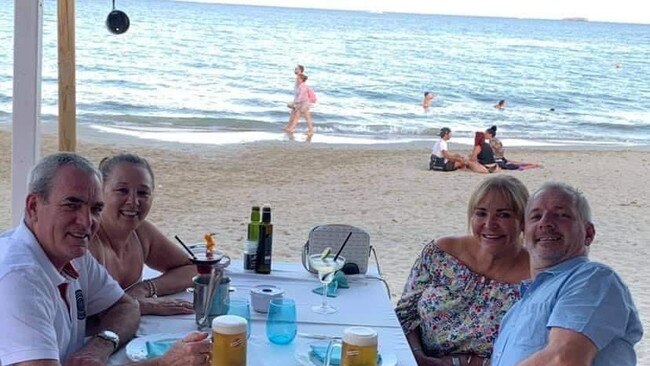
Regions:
[[1, 0, 649, 146]]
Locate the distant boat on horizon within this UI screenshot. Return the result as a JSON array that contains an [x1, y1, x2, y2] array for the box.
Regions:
[[562, 17, 589, 22]]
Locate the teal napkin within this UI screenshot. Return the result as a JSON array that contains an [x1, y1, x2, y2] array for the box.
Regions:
[[312, 281, 339, 297], [312, 271, 349, 298], [332, 271, 349, 289], [309, 344, 381, 366], [310, 344, 341, 366], [145, 339, 176, 358]]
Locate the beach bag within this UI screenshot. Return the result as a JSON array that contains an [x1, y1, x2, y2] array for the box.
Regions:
[[496, 158, 519, 170], [429, 155, 446, 171], [302, 225, 392, 298], [302, 225, 372, 275], [307, 86, 318, 104]]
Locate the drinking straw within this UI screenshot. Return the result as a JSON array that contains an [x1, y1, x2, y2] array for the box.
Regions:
[[174, 235, 198, 260], [333, 232, 353, 261]]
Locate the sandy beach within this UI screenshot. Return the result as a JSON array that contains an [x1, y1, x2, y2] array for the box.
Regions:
[[0, 129, 647, 361]]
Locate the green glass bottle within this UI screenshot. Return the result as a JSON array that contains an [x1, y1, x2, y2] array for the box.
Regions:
[[243, 206, 260, 271], [255, 206, 272, 274]]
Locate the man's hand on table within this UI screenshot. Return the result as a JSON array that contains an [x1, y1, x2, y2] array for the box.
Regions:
[[158, 331, 212, 366], [139, 297, 194, 316]]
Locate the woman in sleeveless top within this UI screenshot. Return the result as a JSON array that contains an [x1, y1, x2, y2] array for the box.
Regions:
[[486, 125, 542, 170], [396, 176, 530, 365], [90, 154, 196, 316], [468, 131, 500, 173]]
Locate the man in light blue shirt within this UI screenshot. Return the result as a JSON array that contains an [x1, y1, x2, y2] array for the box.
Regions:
[[491, 182, 643, 366]]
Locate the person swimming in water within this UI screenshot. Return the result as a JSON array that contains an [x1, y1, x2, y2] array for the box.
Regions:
[[422, 91, 436, 109], [494, 100, 506, 110]]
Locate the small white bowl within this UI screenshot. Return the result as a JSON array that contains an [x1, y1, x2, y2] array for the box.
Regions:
[[250, 285, 284, 313]]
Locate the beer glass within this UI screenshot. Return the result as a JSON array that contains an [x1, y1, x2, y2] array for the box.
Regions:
[[212, 315, 247, 366], [324, 327, 378, 366]]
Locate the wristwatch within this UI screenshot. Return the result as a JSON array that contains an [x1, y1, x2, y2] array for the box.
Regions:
[[96, 330, 120, 351]]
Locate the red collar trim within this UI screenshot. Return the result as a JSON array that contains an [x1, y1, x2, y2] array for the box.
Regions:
[[61, 262, 79, 279]]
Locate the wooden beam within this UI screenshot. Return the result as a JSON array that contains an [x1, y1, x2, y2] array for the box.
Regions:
[[12, 0, 43, 226], [57, 0, 76, 152]]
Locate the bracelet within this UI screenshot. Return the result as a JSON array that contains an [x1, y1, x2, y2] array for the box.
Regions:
[[144, 279, 157, 298]]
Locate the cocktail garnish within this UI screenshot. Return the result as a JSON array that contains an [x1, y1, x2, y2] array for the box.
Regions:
[[204, 232, 217, 255], [320, 247, 332, 260]]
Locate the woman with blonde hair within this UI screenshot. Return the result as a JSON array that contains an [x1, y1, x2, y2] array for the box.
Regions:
[[90, 154, 196, 316], [397, 175, 530, 366]]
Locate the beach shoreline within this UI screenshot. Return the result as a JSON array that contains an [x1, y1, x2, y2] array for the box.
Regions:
[[3, 122, 649, 153], [0, 128, 647, 361]]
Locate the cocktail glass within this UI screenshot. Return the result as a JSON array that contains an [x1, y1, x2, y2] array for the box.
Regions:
[[308, 254, 345, 314]]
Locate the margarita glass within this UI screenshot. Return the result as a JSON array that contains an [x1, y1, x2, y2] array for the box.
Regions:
[[308, 254, 345, 314]]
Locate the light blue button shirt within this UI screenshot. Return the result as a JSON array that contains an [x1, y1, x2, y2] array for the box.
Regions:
[[491, 256, 643, 366]]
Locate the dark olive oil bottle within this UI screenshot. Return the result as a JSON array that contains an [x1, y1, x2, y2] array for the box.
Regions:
[[255, 206, 272, 274]]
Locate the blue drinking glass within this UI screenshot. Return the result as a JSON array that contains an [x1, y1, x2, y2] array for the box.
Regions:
[[266, 298, 297, 345], [226, 297, 252, 339]]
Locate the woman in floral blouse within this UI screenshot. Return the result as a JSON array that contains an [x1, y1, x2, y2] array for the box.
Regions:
[[396, 176, 531, 366]]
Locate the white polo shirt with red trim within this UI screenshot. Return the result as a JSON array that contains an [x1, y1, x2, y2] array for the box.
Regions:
[[0, 221, 124, 364]]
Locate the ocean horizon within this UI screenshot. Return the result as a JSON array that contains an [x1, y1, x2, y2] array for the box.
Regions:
[[1, 0, 649, 146]]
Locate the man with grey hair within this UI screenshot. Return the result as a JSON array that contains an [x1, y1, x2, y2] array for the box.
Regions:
[[0, 152, 211, 366], [491, 182, 643, 366]]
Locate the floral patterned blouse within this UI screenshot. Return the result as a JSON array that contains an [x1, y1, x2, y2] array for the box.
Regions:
[[395, 240, 522, 358]]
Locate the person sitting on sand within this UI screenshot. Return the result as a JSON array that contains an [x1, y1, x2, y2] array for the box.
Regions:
[[468, 131, 500, 174], [284, 74, 315, 135], [90, 153, 197, 316], [397, 176, 531, 366], [429, 127, 466, 171], [494, 99, 506, 110], [422, 91, 436, 109], [485, 125, 541, 170]]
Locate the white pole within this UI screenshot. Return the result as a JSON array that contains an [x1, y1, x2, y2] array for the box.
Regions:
[[12, 0, 43, 226]]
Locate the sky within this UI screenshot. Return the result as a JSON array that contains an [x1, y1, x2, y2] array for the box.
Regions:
[[180, 0, 650, 24]]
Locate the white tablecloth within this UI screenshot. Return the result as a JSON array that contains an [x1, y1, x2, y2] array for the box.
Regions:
[[109, 261, 416, 365]]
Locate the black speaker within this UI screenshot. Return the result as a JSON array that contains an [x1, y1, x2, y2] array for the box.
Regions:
[[106, 9, 129, 34]]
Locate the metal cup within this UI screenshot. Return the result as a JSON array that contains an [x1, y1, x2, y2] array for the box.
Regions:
[[191, 255, 231, 329]]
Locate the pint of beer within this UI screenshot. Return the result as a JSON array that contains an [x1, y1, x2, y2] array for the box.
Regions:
[[212, 315, 247, 366], [341, 327, 378, 366], [325, 327, 378, 366]]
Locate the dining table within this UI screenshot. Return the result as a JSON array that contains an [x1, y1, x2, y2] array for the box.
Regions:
[[108, 260, 416, 365]]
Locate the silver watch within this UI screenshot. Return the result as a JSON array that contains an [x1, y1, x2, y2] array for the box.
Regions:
[[96, 330, 120, 351]]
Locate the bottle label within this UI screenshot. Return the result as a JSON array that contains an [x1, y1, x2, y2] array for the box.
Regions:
[[255, 224, 272, 274], [243, 252, 256, 271]]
